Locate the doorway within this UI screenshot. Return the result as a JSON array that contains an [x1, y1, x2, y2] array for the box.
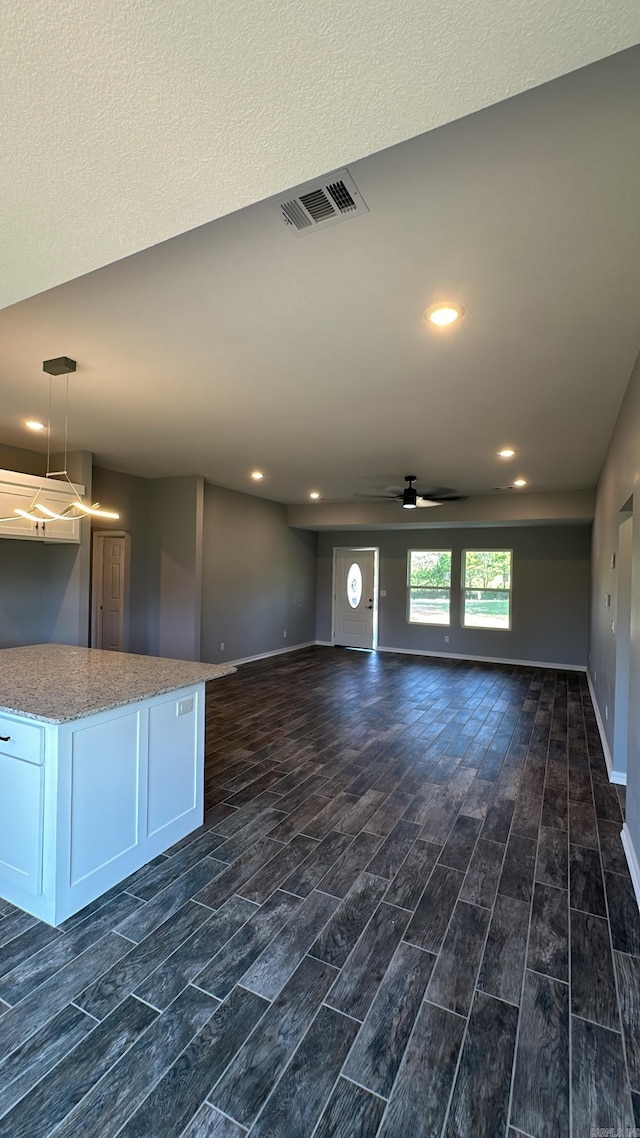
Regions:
[[91, 531, 131, 651], [613, 505, 633, 779], [332, 547, 379, 650]]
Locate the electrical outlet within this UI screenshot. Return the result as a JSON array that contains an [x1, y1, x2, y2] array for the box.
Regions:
[[220, 642, 224, 651], [444, 635, 450, 643], [605, 704, 608, 721], [611, 619, 615, 634], [283, 630, 287, 638], [177, 696, 194, 717], [604, 594, 611, 607]]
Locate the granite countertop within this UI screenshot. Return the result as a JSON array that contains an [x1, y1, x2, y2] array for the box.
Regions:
[[0, 644, 236, 724]]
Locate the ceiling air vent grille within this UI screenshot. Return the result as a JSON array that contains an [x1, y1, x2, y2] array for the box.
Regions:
[[278, 169, 368, 236], [327, 180, 357, 213], [281, 199, 312, 230]]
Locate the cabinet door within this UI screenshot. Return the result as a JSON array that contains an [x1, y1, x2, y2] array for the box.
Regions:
[[38, 488, 81, 543], [69, 711, 140, 886], [0, 484, 39, 538], [0, 753, 44, 895]]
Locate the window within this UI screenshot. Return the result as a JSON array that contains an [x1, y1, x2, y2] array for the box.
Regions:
[[462, 550, 512, 630], [407, 551, 452, 625]]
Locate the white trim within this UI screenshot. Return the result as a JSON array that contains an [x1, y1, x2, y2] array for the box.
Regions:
[[228, 641, 317, 667], [585, 671, 626, 785], [622, 824, 640, 914], [376, 645, 586, 671]]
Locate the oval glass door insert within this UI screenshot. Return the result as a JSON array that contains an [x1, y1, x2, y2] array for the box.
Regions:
[[347, 563, 363, 608]]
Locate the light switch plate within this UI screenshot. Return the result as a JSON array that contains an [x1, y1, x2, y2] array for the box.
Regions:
[[177, 696, 194, 717]]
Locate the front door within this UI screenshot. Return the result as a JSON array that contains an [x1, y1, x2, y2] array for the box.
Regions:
[[333, 548, 377, 649]]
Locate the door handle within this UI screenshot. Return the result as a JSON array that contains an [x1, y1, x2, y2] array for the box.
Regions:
[[0, 735, 10, 742]]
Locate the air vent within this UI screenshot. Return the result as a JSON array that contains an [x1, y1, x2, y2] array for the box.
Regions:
[[278, 169, 368, 236]]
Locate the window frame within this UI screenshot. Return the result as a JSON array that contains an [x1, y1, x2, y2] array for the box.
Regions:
[[406, 549, 453, 627], [461, 548, 513, 632]]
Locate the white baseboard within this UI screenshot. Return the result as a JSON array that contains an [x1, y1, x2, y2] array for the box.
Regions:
[[228, 641, 317, 667], [622, 824, 640, 914], [376, 645, 587, 672], [586, 671, 626, 785]]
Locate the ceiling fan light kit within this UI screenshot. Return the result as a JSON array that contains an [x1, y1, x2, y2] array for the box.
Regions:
[[402, 480, 418, 509]]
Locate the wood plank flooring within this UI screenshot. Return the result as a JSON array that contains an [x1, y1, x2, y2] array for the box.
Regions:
[[0, 645, 636, 1137]]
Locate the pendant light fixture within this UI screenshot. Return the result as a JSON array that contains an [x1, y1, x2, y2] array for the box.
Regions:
[[1, 357, 119, 524]]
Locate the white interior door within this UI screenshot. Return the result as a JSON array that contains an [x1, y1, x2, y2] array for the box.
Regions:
[[91, 532, 130, 651], [333, 548, 377, 649]]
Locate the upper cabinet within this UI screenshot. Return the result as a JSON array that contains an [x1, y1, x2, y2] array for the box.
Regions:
[[0, 470, 84, 544]]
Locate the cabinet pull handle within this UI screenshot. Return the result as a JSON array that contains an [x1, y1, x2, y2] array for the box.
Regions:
[[0, 735, 10, 742]]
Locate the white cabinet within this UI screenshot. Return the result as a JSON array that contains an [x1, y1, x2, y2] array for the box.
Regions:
[[0, 469, 83, 543], [0, 684, 205, 925]]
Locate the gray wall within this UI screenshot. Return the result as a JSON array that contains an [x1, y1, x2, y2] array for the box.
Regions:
[[317, 525, 591, 667], [92, 466, 150, 654], [0, 445, 92, 649], [0, 443, 48, 647], [44, 450, 93, 647], [0, 443, 46, 478], [201, 484, 317, 664], [590, 348, 640, 849], [146, 476, 204, 661], [0, 540, 49, 647]]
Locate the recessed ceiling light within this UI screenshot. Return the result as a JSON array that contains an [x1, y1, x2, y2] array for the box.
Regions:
[[309, 491, 320, 500], [25, 420, 45, 431], [513, 478, 527, 487], [425, 303, 464, 327], [498, 448, 515, 459], [250, 471, 264, 481]]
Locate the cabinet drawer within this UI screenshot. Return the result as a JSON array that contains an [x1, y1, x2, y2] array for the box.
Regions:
[[0, 715, 44, 765]]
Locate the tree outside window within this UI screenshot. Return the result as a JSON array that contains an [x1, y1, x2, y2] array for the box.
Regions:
[[407, 551, 452, 625], [463, 550, 512, 629]]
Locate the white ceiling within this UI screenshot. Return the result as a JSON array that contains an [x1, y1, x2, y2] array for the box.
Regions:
[[2, 0, 639, 310], [1, 46, 639, 506]]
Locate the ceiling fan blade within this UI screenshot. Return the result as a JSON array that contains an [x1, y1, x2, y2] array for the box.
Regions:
[[429, 494, 468, 502], [418, 490, 468, 502], [415, 498, 443, 507], [352, 493, 400, 500]]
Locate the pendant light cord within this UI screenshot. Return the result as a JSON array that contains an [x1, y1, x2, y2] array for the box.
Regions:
[[63, 372, 69, 478], [45, 372, 52, 478]]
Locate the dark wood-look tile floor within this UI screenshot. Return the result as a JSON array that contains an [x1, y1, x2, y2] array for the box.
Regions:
[[0, 646, 636, 1137]]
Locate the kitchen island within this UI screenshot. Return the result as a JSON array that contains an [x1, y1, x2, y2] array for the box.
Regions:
[[0, 644, 235, 925]]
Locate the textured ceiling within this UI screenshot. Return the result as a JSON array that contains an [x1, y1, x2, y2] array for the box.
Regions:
[[1, 48, 639, 507], [2, 0, 639, 309]]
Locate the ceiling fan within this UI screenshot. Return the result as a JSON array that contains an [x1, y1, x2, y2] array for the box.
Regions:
[[355, 475, 467, 510]]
